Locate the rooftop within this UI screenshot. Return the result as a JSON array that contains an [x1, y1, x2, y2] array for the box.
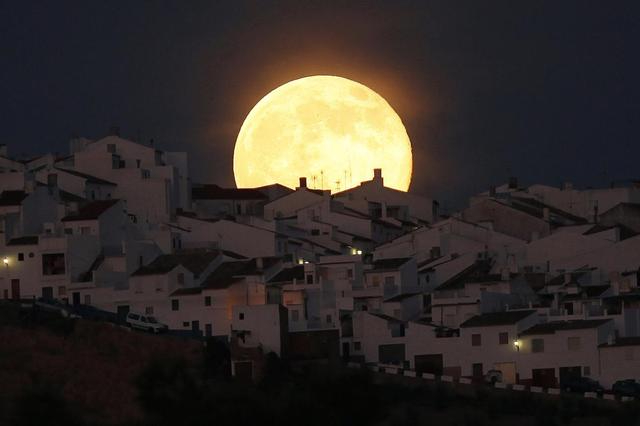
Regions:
[[132, 249, 221, 277], [61, 199, 120, 222], [520, 319, 612, 336], [460, 310, 537, 328], [268, 265, 305, 283], [55, 168, 117, 186], [0, 190, 27, 206], [192, 184, 267, 201], [6, 235, 39, 246]]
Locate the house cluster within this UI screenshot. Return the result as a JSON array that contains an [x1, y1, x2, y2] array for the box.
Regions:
[[2, 130, 640, 385]]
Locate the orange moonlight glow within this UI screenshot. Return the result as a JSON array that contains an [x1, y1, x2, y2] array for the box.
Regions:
[[233, 75, 412, 193]]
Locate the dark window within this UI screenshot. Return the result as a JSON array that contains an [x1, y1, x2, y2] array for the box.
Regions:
[[171, 299, 179, 311], [204, 296, 212, 306], [239, 312, 245, 320], [42, 253, 66, 275], [183, 321, 189, 327], [18, 253, 24, 261], [107, 144, 116, 153], [311, 229, 320, 236], [306, 274, 313, 284], [472, 334, 482, 347], [28, 253, 34, 258], [499, 332, 509, 345]]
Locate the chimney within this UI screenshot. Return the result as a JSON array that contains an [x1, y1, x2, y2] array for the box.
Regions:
[[0, 144, 7, 158], [542, 207, 550, 221], [109, 126, 120, 137], [373, 168, 383, 185], [508, 176, 518, 189], [298, 177, 307, 189]]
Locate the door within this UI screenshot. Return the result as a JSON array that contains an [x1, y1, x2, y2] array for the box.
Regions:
[[559, 366, 581, 384], [72, 292, 81, 306], [415, 354, 443, 375], [192, 320, 200, 336], [342, 342, 351, 360], [117, 305, 130, 323], [494, 362, 517, 384], [42, 287, 54, 300], [472, 363, 483, 378], [10, 279, 20, 300], [532, 368, 557, 387]]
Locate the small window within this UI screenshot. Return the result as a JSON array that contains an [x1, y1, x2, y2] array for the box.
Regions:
[[58, 286, 67, 296], [84, 295, 91, 305], [183, 321, 190, 327], [567, 337, 581, 351], [204, 296, 212, 306], [239, 312, 245, 320], [532, 338, 544, 353], [80, 226, 91, 235], [583, 366, 591, 376], [347, 269, 353, 279], [499, 332, 509, 345], [306, 274, 314, 285], [384, 276, 395, 286], [18, 253, 24, 261], [354, 341, 362, 351], [171, 299, 179, 311], [471, 334, 482, 347], [145, 306, 154, 315], [107, 144, 116, 153]]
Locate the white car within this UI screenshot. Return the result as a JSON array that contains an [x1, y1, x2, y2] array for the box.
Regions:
[[125, 313, 168, 333]]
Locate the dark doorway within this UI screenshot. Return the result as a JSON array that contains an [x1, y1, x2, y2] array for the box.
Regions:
[[564, 303, 574, 315], [559, 366, 582, 384], [415, 354, 443, 375], [342, 342, 350, 361], [532, 368, 557, 387], [42, 286, 53, 300], [117, 305, 130, 323], [192, 320, 201, 336], [10, 279, 20, 300], [472, 363, 484, 378], [378, 344, 405, 365], [72, 292, 80, 306]]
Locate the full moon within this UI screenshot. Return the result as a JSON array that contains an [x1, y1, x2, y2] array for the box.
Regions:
[[233, 75, 412, 193]]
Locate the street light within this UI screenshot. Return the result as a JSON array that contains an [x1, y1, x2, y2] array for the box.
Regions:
[[3, 257, 8, 266], [514, 339, 521, 351]]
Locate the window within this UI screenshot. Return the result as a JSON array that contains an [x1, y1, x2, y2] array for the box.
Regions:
[[371, 276, 381, 287], [347, 269, 353, 279], [239, 312, 245, 320], [204, 296, 212, 306], [42, 253, 66, 275], [145, 306, 154, 315], [177, 273, 185, 285], [306, 274, 314, 285], [58, 286, 66, 296], [532, 338, 544, 353], [354, 342, 362, 351], [80, 226, 91, 235], [471, 334, 482, 347], [311, 229, 320, 236], [292, 310, 299, 322], [326, 314, 332, 324], [499, 332, 509, 345], [183, 321, 190, 327], [84, 295, 91, 305], [567, 337, 581, 351], [171, 299, 179, 311], [384, 276, 395, 286], [18, 253, 24, 261], [583, 366, 591, 376], [107, 144, 116, 153]]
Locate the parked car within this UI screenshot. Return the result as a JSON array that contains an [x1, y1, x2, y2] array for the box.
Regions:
[[484, 369, 503, 385], [561, 376, 604, 395], [612, 379, 640, 397], [126, 313, 168, 333], [34, 298, 81, 319]]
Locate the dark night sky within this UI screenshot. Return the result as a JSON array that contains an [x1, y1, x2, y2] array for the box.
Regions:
[[1, 1, 639, 209]]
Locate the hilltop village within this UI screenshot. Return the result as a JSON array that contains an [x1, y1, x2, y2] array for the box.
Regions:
[[2, 130, 640, 389]]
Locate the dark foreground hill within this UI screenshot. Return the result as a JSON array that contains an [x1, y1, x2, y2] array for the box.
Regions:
[[1, 302, 640, 426]]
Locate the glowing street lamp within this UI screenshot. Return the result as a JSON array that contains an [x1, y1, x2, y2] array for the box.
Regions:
[[3, 257, 8, 266], [513, 339, 521, 351]]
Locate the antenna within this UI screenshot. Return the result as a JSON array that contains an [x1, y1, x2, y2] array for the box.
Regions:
[[312, 175, 317, 189], [335, 180, 341, 192], [344, 170, 347, 190], [320, 170, 324, 190]]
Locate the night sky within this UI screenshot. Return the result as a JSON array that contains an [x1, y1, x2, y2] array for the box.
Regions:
[[1, 1, 639, 209]]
